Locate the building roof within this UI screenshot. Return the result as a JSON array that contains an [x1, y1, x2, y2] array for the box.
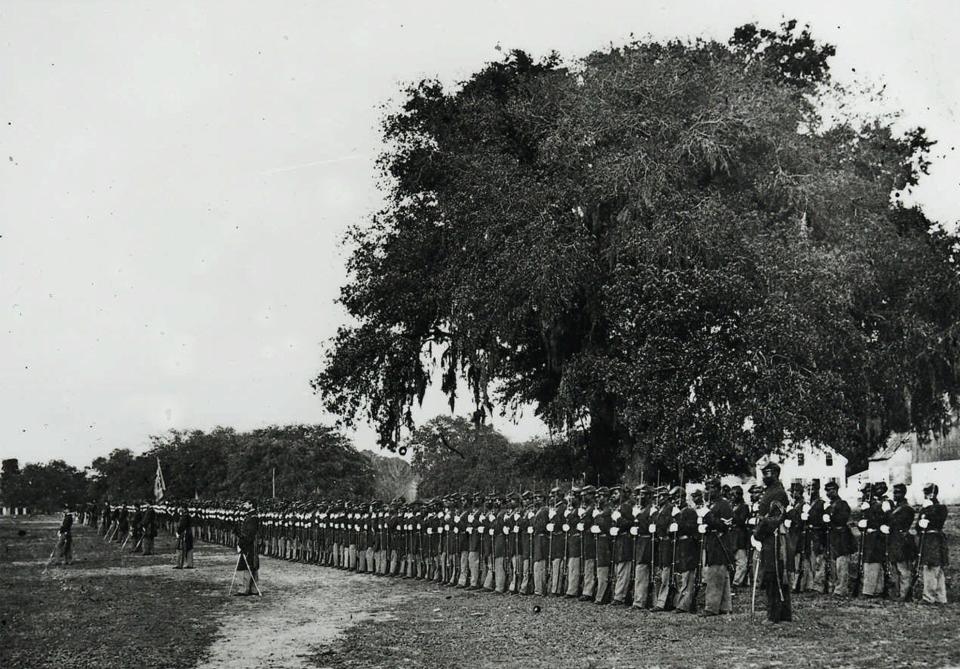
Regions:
[[871, 434, 911, 461]]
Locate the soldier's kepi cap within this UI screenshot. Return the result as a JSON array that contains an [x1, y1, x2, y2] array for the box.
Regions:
[[923, 482, 939, 496], [892, 483, 907, 494], [761, 461, 781, 476], [748, 484, 764, 493], [580, 485, 596, 496], [824, 480, 839, 491], [872, 481, 888, 494]]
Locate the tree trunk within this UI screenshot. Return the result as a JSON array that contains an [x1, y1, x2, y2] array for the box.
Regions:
[[587, 394, 623, 485]]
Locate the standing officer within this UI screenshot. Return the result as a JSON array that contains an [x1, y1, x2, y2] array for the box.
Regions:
[[54, 506, 74, 565], [234, 500, 260, 596], [916, 482, 949, 604], [174, 505, 194, 569], [753, 462, 791, 623]]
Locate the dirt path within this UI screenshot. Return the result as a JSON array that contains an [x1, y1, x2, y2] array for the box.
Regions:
[[192, 547, 424, 669]]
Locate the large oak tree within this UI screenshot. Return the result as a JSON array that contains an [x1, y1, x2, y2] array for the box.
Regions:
[[314, 22, 960, 481]]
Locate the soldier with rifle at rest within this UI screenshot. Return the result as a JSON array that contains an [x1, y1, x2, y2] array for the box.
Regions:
[[489, 494, 507, 592], [851, 483, 872, 597], [729, 485, 750, 587], [651, 486, 675, 611], [916, 482, 949, 604], [631, 484, 656, 611], [464, 494, 482, 589], [670, 487, 699, 613], [591, 487, 614, 604], [744, 484, 763, 584], [802, 480, 827, 592], [610, 484, 634, 606], [783, 482, 806, 592], [823, 480, 854, 595], [577, 486, 598, 602], [547, 486, 567, 596], [530, 490, 550, 596], [563, 487, 583, 598], [860, 481, 893, 597], [504, 492, 520, 593], [700, 478, 734, 616], [752, 462, 791, 623], [886, 483, 916, 600]]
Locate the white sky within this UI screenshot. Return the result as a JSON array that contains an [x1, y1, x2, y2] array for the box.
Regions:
[[2, 1, 959, 468]]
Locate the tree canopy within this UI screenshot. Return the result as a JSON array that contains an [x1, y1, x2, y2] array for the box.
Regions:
[[314, 21, 960, 481]]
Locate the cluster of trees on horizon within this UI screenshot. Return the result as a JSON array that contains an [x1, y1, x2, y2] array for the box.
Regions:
[[314, 21, 960, 484]]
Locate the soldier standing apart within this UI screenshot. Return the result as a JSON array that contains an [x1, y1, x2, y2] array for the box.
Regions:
[[142, 503, 157, 556], [887, 483, 916, 600], [823, 480, 853, 595], [235, 500, 260, 596], [917, 482, 949, 604], [55, 507, 74, 565], [752, 462, 791, 623], [700, 479, 733, 616], [174, 505, 194, 569]]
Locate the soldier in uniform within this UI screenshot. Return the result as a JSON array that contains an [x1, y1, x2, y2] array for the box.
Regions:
[[54, 506, 74, 565], [671, 487, 699, 613], [547, 486, 566, 596], [174, 505, 194, 569], [783, 482, 806, 590], [234, 500, 260, 596], [752, 462, 791, 623], [700, 478, 733, 616], [887, 483, 916, 600], [578, 486, 598, 602], [652, 486, 675, 611], [860, 481, 892, 597], [916, 482, 949, 604], [824, 480, 854, 595], [142, 503, 157, 555], [591, 487, 613, 604], [531, 490, 550, 596], [730, 485, 750, 586], [631, 484, 656, 610], [610, 485, 634, 606], [564, 487, 583, 598]]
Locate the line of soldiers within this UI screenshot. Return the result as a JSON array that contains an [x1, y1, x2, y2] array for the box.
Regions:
[[83, 501, 160, 556], [79, 466, 949, 616]]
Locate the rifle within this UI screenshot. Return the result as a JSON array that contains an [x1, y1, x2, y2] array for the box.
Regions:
[[690, 530, 704, 613], [907, 529, 924, 601], [824, 525, 833, 595], [852, 491, 870, 598], [794, 517, 806, 593]]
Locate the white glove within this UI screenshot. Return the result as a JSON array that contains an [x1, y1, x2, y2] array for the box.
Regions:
[[671, 507, 680, 517], [611, 510, 621, 521], [801, 504, 811, 513], [922, 499, 933, 508], [668, 523, 678, 533], [488, 528, 494, 536], [696, 507, 708, 518], [444, 524, 450, 531], [426, 528, 433, 535], [800, 513, 809, 521], [478, 526, 485, 533], [629, 526, 638, 536], [527, 527, 534, 534], [609, 527, 619, 537], [822, 514, 831, 523], [919, 518, 930, 529], [454, 528, 459, 534], [546, 523, 555, 532], [467, 514, 475, 522], [590, 525, 600, 534], [750, 536, 762, 551], [748, 517, 757, 526], [648, 523, 657, 534], [880, 525, 890, 535], [562, 524, 570, 532], [488, 513, 495, 522], [576, 523, 584, 532], [881, 501, 892, 513], [466, 527, 473, 534], [857, 519, 867, 529], [860, 502, 870, 511], [513, 526, 519, 534], [784, 519, 792, 529], [697, 524, 706, 534], [502, 526, 510, 535]]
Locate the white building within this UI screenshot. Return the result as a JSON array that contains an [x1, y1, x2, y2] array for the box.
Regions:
[[857, 426, 960, 504], [756, 441, 847, 494]]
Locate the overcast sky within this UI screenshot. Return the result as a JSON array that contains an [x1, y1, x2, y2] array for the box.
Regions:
[[2, 1, 959, 468]]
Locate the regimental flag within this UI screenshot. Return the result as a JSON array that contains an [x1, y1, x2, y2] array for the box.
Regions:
[[154, 457, 166, 501]]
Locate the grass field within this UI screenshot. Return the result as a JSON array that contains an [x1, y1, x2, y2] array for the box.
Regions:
[[3, 513, 959, 669]]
